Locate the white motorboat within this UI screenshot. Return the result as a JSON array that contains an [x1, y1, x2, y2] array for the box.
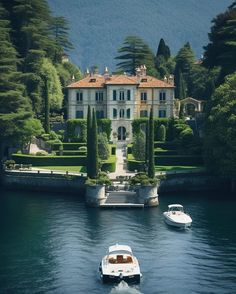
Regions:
[[163, 204, 192, 229], [99, 244, 142, 283]]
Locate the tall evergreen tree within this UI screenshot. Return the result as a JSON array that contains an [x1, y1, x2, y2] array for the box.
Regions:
[[41, 75, 50, 133], [175, 69, 187, 99], [115, 35, 156, 75], [90, 109, 99, 179], [50, 16, 73, 63], [86, 105, 92, 177], [156, 38, 171, 60], [0, 4, 32, 160], [174, 42, 195, 96], [11, 0, 53, 59], [203, 2, 236, 82], [148, 108, 155, 178]]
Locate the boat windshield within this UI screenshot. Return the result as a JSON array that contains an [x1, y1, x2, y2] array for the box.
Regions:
[[108, 250, 132, 256], [169, 206, 184, 212]]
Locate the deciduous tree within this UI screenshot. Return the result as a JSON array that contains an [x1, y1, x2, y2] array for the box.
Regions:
[[204, 72, 236, 190]]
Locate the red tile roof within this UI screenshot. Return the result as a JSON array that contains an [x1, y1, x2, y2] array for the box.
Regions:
[[67, 74, 174, 88]]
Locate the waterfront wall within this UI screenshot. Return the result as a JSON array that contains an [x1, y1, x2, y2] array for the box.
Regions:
[[2, 171, 230, 196], [159, 172, 229, 193], [3, 171, 86, 194]]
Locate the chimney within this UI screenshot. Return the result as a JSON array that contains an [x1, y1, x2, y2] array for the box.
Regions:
[[164, 76, 167, 83], [135, 66, 141, 76], [140, 64, 147, 76], [71, 75, 75, 82], [104, 66, 110, 80], [168, 74, 174, 86], [85, 68, 90, 77]]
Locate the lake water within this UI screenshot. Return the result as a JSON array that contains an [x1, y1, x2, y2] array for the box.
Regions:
[[0, 189, 236, 294]]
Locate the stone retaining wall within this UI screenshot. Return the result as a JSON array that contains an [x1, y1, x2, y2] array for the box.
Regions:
[[3, 171, 86, 194]]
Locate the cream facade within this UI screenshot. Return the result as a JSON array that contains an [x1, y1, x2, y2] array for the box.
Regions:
[[67, 66, 175, 141]]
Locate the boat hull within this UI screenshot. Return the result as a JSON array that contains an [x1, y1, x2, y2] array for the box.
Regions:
[[101, 273, 141, 284], [163, 213, 192, 229]]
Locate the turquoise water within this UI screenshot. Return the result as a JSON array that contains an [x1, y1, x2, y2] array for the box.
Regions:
[[0, 190, 236, 293]]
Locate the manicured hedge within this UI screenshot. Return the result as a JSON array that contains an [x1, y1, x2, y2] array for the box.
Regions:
[[55, 150, 86, 156], [154, 141, 178, 150], [52, 143, 86, 151], [127, 159, 145, 171], [154, 149, 178, 156], [154, 155, 203, 166], [127, 154, 145, 171], [101, 161, 116, 172], [12, 154, 87, 166]]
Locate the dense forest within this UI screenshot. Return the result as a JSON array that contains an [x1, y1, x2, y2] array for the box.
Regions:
[[0, 0, 82, 159], [0, 0, 236, 187]]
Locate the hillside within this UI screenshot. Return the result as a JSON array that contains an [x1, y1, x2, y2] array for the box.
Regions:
[[48, 0, 232, 71]]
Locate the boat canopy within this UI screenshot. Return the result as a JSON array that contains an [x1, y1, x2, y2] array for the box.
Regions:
[[108, 244, 132, 255], [168, 204, 183, 209]]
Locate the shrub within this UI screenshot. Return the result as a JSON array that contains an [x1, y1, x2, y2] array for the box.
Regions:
[[85, 171, 112, 186], [101, 156, 116, 172], [4, 160, 15, 169], [35, 151, 48, 156], [179, 127, 194, 146], [52, 143, 86, 150], [127, 155, 145, 171], [157, 124, 166, 141], [79, 146, 87, 152], [129, 172, 158, 185]]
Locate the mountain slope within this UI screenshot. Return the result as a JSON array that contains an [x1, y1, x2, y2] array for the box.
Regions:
[[48, 0, 232, 71]]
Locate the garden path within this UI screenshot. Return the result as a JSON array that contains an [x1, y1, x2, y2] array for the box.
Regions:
[[109, 142, 134, 180]]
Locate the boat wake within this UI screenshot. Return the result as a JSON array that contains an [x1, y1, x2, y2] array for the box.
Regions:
[[110, 281, 143, 294]]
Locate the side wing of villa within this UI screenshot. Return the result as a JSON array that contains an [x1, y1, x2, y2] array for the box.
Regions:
[[67, 65, 175, 141]]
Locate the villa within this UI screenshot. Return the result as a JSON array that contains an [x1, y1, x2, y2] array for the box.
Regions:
[[67, 65, 175, 141]]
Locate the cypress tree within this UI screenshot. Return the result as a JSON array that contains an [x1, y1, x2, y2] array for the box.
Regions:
[[148, 108, 155, 178], [156, 38, 171, 60], [175, 69, 187, 99], [90, 109, 99, 179], [86, 105, 92, 177], [42, 75, 50, 133]]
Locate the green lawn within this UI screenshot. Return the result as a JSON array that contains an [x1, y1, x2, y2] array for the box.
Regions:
[[35, 166, 86, 173], [155, 166, 205, 172]]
